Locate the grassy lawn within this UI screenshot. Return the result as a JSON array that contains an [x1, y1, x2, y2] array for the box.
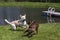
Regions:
[[0, 23, 60, 40], [0, 2, 60, 8]]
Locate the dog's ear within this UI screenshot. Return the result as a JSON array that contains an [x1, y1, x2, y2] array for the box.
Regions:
[[27, 20, 33, 25], [24, 14, 26, 16], [20, 15, 22, 17]]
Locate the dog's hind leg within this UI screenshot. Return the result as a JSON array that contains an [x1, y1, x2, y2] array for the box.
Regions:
[[11, 24, 16, 30]]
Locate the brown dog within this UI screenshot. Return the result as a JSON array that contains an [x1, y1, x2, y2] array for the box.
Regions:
[[24, 20, 39, 38]]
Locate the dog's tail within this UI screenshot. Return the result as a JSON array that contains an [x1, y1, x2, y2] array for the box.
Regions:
[[5, 19, 16, 30], [5, 19, 11, 25]]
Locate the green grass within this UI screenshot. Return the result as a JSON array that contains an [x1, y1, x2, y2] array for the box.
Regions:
[[0, 2, 60, 11], [0, 2, 60, 8], [0, 23, 60, 40]]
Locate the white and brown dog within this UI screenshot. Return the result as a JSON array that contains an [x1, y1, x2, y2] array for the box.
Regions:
[[5, 14, 29, 30]]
